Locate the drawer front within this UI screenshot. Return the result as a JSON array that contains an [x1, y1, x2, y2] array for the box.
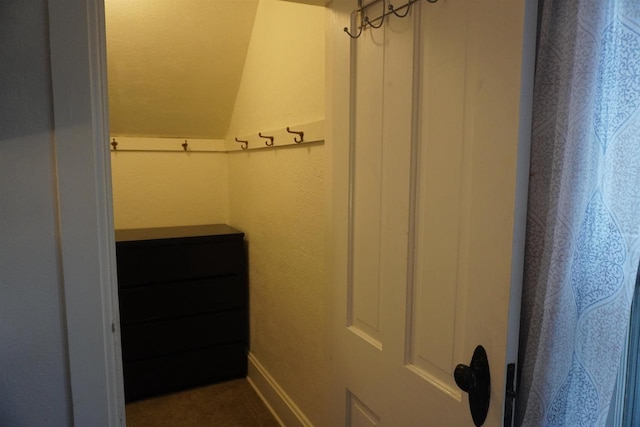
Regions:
[[123, 343, 247, 402], [118, 276, 246, 324], [121, 309, 247, 362], [116, 239, 245, 287]]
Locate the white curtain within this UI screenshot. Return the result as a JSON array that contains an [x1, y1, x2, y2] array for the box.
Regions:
[[517, 0, 640, 425]]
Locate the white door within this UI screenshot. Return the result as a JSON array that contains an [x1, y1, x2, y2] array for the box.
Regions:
[[327, 0, 537, 426]]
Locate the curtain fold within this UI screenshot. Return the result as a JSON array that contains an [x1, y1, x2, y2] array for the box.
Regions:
[[518, 0, 640, 425]]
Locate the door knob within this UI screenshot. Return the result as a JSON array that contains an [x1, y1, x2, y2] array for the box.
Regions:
[[454, 345, 490, 426]]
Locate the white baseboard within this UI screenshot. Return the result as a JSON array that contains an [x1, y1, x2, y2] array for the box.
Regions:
[[247, 352, 314, 427]]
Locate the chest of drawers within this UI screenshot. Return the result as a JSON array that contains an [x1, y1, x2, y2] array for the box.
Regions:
[[116, 224, 247, 401]]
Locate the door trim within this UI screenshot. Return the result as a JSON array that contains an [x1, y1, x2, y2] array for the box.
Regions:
[[326, 1, 355, 426], [502, 0, 538, 422], [48, 0, 124, 425]]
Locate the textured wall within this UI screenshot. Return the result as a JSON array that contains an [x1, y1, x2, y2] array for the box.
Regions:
[[105, 0, 259, 138], [110, 151, 229, 229], [226, 0, 327, 424], [0, 2, 72, 426], [226, 0, 324, 137], [228, 146, 326, 425]]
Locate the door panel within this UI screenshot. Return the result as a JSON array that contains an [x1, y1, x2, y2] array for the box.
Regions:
[[329, 0, 537, 425], [347, 391, 381, 427], [408, 0, 469, 394], [350, 24, 385, 344], [350, 0, 415, 352]]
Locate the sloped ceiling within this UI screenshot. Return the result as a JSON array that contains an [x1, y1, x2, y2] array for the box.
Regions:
[[105, 0, 259, 138]]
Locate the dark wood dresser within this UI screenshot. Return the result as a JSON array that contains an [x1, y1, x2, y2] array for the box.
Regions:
[[115, 224, 248, 402]]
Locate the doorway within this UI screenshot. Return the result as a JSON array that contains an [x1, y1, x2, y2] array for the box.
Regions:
[[103, 0, 328, 425]]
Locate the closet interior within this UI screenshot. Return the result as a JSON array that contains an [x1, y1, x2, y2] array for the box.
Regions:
[[105, 0, 328, 424]]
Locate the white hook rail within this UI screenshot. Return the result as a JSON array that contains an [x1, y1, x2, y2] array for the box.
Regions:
[[109, 120, 325, 153], [108, 137, 226, 152]]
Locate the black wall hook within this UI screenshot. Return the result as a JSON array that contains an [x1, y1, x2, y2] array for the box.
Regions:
[[111, 138, 118, 150], [286, 127, 304, 143], [182, 140, 188, 151], [259, 132, 274, 147], [235, 137, 248, 150]]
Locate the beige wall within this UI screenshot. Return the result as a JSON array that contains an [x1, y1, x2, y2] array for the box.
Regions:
[[110, 151, 229, 229], [227, 145, 326, 423], [105, 0, 259, 138], [226, 1, 324, 137], [226, 0, 327, 424]]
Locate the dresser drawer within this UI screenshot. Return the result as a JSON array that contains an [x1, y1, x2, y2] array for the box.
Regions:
[[121, 309, 247, 362], [119, 276, 246, 324], [123, 343, 247, 402], [116, 238, 245, 287]]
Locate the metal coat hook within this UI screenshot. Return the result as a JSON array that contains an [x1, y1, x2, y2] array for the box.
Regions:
[[111, 138, 118, 150], [235, 137, 248, 150], [388, 2, 411, 18], [344, 0, 439, 38], [344, 25, 363, 39], [364, 14, 385, 29], [259, 132, 274, 147], [286, 127, 304, 143], [182, 140, 188, 151]]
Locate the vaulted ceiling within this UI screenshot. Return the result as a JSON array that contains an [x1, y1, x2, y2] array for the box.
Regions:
[[105, 0, 260, 138]]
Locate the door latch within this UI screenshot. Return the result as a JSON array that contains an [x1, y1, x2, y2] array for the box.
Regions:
[[504, 363, 517, 427], [454, 345, 490, 426]]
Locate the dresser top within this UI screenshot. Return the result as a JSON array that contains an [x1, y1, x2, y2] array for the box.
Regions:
[[115, 224, 244, 243]]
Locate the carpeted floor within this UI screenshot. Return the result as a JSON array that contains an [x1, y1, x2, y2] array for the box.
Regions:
[[125, 379, 281, 427]]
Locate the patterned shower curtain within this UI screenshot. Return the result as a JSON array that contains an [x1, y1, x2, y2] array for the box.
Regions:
[[517, 0, 640, 425]]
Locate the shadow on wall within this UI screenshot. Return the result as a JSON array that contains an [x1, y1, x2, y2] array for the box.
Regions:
[[0, 3, 55, 140]]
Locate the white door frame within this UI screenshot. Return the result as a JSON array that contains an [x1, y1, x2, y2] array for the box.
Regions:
[[325, 2, 353, 422], [48, 0, 124, 425]]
